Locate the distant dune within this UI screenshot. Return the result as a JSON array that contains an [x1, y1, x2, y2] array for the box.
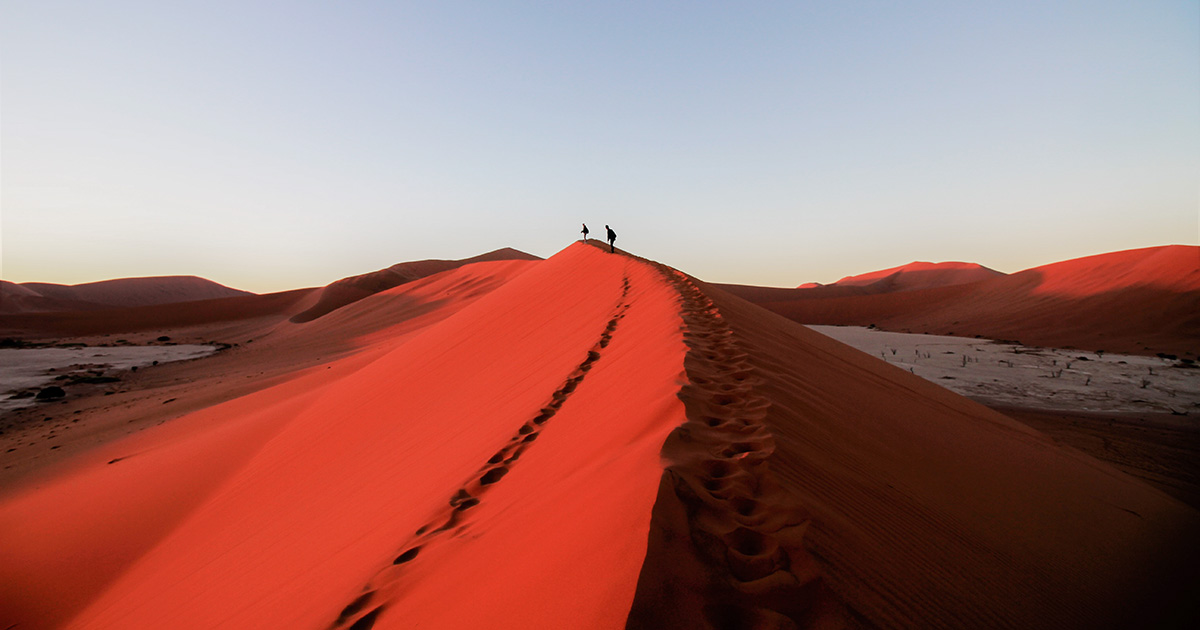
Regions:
[[0, 281, 110, 314], [289, 247, 542, 323], [722, 261, 1003, 303], [0, 242, 1195, 629], [827, 260, 1005, 291], [0, 248, 543, 339], [7, 276, 254, 313], [723, 245, 1200, 356]]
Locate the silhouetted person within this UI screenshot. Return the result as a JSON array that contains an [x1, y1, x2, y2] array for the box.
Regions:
[[606, 225, 616, 253], [581, 223, 589, 241]]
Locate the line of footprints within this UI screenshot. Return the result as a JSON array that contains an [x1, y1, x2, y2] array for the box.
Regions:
[[649, 265, 844, 628], [329, 276, 634, 630]]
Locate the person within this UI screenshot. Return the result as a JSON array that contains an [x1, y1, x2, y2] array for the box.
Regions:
[[605, 225, 616, 253], [581, 223, 589, 241]]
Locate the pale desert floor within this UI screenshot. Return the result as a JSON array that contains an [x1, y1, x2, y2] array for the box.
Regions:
[[810, 325, 1200, 414], [0, 344, 219, 413]]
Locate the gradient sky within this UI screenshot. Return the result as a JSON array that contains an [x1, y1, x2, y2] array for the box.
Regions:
[[2, 1, 1197, 293]]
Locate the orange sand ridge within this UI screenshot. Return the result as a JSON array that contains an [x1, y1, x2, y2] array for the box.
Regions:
[[724, 245, 1200, 356], [1, 242, 1196, 629]]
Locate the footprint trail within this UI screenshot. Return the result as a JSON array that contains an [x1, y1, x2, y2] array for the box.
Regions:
[[625, 264, 848, 629], [327, 271, 635, 630]]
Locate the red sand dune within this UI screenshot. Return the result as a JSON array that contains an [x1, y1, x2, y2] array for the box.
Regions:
[[723, 261, 1001, 303], [0, 281, 109, 315], [0, 243, 1196, 629], [12, 276, 253, 311], [0, 249, 540, 341], [289, 247, 541, 323], [724, 245, 1200, 356], [0, 288, 316, 340], [827, 260, 1004, 291]]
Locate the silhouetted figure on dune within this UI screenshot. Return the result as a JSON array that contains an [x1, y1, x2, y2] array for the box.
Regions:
[[606, 225, 616, 253], [581, 223, 589, 241]]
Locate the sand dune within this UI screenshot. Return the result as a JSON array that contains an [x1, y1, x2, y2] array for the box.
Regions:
[[825, 260, 1004, 291], [9, 276, 253, 312], [723, 245, 1200, 356], [0, 281, 110, 315], [1, 242, 1196, 629], [0, 288, 316, 340], [289, 247, 541, 323], [690, 280, 1198, 629]]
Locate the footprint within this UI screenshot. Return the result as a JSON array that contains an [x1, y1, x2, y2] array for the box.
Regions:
[[480, 466, 508, 485], [347, 607, 383, 630], [334, 592, 374, 625]]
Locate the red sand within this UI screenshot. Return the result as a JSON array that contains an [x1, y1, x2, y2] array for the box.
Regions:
[[11, 276, 252, 312], [1, 243, 1197, 629], [289, 247, 540, 323], [828, 260, 1004, 291], [0, 245, 686, 629], [724, 245, 1200, 356]]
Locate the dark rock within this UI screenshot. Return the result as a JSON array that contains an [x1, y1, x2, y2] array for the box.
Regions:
[[35, 386, 66, 401]]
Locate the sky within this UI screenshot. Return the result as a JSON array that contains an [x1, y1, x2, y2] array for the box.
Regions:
[[2, 1, 1197, 293]]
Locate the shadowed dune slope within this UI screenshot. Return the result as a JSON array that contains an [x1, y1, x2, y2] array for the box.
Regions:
[[0, 288, 317, 339], [828, 261, 1004, 291], [1, 244, 1196, 630], [692, 279, 1200, 629], [0, 243, 686, 630], [15, 276, 253, 311], [725, 245, 1200, 356], [0, 280, 109, 314], [719, 261, 1004, 302], [289, 247, 541, 323]]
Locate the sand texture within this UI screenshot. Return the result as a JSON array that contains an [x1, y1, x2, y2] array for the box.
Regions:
[[1, 242, 1196, 629], [722, 245, 1200, 357]]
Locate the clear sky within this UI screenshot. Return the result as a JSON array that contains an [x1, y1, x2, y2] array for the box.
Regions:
[[2, 1, 1197, 293]]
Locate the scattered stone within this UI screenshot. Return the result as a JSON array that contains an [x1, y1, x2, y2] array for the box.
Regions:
[[35, 386, 66, 401]]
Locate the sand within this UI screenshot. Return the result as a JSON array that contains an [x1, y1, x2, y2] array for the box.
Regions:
[[1, 242, 1196, 629], [826, 261, 1005, 291], [17, 276, 253, 309], [723, 245, 1200, 357]]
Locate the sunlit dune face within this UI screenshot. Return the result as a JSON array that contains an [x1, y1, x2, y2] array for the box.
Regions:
[[1027, 246, 1200, 298]]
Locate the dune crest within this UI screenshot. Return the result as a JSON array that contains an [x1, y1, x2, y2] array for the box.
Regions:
[[725, 245, 1200, 356], [10, 276, 253, 312], [289, 248, 541, 323], [0, 243, 1195, 630], [830, 260, 1004, 292]]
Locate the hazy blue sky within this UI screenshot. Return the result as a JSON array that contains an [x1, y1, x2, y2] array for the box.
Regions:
[[2, 1, 1197, 292]]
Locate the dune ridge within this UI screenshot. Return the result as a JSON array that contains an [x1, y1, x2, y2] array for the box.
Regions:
[[827, 261, 1004, 292], [9, 276, 253, 312], [1, 243, 686, 629], [328, 271, 637, 629], [627, 261, 845, 629], [724, 245, 1200, 356], [1, 242, 1196, 629], [698, 279, 1200, 629], [289, 248, 541, 323]]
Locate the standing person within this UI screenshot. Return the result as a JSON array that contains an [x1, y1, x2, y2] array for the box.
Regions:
[[605, 225, 616, 253], [581, 223, 589, 241]]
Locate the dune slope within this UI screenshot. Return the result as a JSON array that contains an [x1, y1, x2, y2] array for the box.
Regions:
[[289, 247, 541, 323], [730, 245, 1200, 356], [1, 243, 1196, 630], [829, 261, 1004, 292], [684, 279, 1199, 629], [0, 243, 686, 630], [17, 276, 253, 310]]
